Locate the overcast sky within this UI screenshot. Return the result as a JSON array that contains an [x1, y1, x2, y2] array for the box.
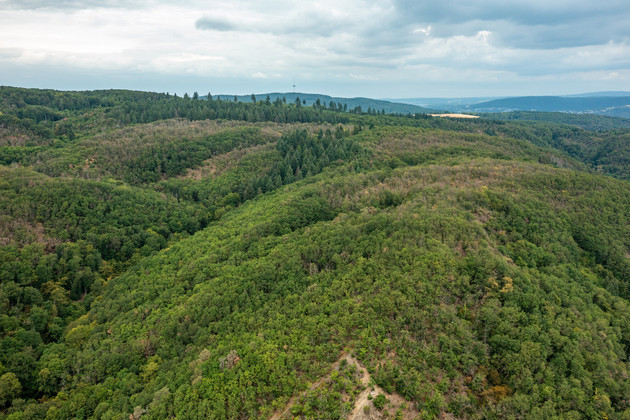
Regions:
[[1, 0, 629, 98]]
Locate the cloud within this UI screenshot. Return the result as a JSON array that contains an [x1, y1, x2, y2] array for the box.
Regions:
[[350, 73, 378, 81], [0, 0, 150, 10], [194, 1, 384, 38], [392, 0, 629, 27], [195, 16, 238, 31], [391, 0, 630, 49], [0, 0, 629, 97]]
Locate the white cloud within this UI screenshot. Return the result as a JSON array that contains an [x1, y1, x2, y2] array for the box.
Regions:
[[349, 73, 379, 81], [251, 72, 268, 79], [0, 0, 628, 96]]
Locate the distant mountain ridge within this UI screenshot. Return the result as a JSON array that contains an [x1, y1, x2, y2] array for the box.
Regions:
[[386, 96, 502, 109], [480, 111, 630, 131], [392, 92, 630, 118], [206, 92, 433, 114], [467, 95, 630, 117], [564, 91, 630, 97], [205, 92, 630, 118]]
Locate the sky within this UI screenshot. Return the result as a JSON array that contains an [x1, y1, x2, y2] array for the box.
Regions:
[[1, 0, 629, 98]]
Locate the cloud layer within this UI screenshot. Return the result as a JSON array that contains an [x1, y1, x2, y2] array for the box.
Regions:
[[1, 0, 629, 96]]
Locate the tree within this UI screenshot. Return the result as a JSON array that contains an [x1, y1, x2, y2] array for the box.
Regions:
[[335, 125, 345, 139], [251, 94, 256, 103], [0, 372, 21, 407], [373, 394, 387, 410]]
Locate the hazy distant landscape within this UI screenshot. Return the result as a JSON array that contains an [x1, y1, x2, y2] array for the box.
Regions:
[[1, 1, 630, 419], [392, 92, 630, 118], [206, 91, 630, 119]]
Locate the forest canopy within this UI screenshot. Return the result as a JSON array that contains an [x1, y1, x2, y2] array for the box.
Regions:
[[1, 87, 630, 419]]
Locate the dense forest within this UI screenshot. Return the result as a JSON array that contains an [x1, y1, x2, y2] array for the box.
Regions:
[[1, 86, 630, 419]]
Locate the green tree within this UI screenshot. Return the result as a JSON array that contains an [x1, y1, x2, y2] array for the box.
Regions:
[[0, 372, 21, 407]]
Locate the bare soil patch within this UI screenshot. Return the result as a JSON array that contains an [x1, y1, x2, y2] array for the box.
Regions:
[[430, 114, 479, 119], [268, 351, 419, 420]]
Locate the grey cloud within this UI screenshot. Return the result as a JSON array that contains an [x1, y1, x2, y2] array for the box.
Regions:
[[0, 48, 23, 59], [393, 0, 629, 26], [496, 21, 624, 50], [392, 0, 630, 49], [266, 20, 344, 37], [195, 9, 353, 38], [2, 0, 629, 97], [195, 16, 239, 31], [0, 0, 151, 10]]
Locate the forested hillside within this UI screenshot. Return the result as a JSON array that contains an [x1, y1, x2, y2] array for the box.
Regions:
[[467, 95, 630, 118], [1, 87, 630, 419], [481, 111, 630, 131], [211, 92, 432, 115]]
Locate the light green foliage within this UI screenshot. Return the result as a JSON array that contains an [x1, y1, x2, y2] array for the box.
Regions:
[[0, 87, 629, 418], [0, 373, 20, 407], [373, 394, 387, 410]]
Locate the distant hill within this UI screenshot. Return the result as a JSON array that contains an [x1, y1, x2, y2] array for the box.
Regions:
[[564, 91, 630, 98], [392, 92, 630, 117], [207, 92, 433, 114], [466, 95, 630, 118], [482, 111, 630, 131], [386, 96, 503, 110]]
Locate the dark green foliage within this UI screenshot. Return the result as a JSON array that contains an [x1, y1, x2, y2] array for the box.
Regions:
[[1, 87, 630, 419], [156, 128, 368, 219], [214, 91, 432, 114], [484, 111, 630, 131], [91, 126, 271, 184], [0, 166, 211, 402], [7, 161, 626, 419], [0, 167, 207, 256], [273, 128, 366, 181]]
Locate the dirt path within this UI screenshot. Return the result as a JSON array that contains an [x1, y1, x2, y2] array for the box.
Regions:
[[429, 113, 479, 118], [346, 353, 384, 420], [268, 352, 419, 420], [268, 351, 349, 420]]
